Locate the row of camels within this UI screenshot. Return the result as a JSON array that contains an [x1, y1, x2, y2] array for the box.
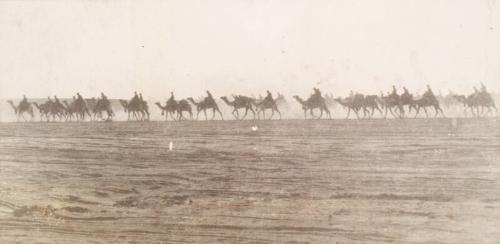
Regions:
[[5, 86, 498, 122], [7, 94, 114, 122]]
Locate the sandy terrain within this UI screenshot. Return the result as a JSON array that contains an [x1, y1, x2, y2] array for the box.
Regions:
[[0, 119, 499, 243]]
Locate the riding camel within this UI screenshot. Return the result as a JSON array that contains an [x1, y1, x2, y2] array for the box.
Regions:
[[293, 95, 331, 119], [187, 91, 223, 120], [155, 92, 193, 121], [32, 102, 51, 121], [254, 91, 281, 120], [334, 95, 365, 119], [119, 95, 150, 121], [7, 100, 34, 121], [220, 95, 256, 120], [378, 92, 403, 119], [453, 91, 497, 117], [411, 94, 446, 118], [92, 98, 114, 121]]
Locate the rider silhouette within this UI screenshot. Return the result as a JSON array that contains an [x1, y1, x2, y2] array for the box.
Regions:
[[391, 85, 398, 96], [480, 83, 487, 93], [312, 88, 322, 102], [206, 91, 215, 103], [423, 85, 434, 100], [20, 95, 28, 106], [403, 87, 409, 95], [263, 90, 273, 103]]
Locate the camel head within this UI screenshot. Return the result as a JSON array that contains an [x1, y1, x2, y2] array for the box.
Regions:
[[293, 96, 305, 105], [7, 100, 18, 113], [187, 97, 198, 105], [119, 99, 129, 112]]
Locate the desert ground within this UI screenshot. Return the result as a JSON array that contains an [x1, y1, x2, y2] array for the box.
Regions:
[[0, 118, 499, 243]]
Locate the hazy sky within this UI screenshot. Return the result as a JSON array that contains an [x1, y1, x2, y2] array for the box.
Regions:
[[0, 0, 499, 99]]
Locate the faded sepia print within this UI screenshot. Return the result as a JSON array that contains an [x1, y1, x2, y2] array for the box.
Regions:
[[1, 0, 499, 243]]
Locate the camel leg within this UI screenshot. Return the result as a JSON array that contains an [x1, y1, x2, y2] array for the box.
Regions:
[[275, 107, 282, 120], [364, 108, 369, 119], [317, 108, 323, 120], [235, 109, 240, 120], [414, 107, 420, 118], [231, 109, 237, 120], [249, 107, 256, 120], [195, 110, 200, 120], [323, 106, 332, 119], [217, 108, 224, 120], [421, 107, 428, 118], [211, 108, 216, 120], [204, 110, 208, 120], [355, 109, 360, 119], [242, 108, 248, 120], [389, 107, 396, 119], [439, 107, 446, 118], [303, 109, 307, 119]]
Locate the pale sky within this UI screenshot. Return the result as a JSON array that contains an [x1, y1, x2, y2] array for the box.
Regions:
[[0, 0, 499, 99]]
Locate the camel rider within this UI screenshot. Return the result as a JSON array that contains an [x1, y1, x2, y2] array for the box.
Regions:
[[132, 91, 139, 102], [311, 88, 321, 102], [480, 83, 487, 94], [423, 85, 434, 100], [266, 90, 272, 97], [139, 93, 144, 102], [75, 93, 84, 107], [206, 90, 215, 104], [348, 90, 354, 102], [54, 96, 62, 107], [47, 96, 53, 105], [403, 87, 409, 95], [391, 85, 397, 96], [101, 92, 109, 106], [20, 95, 28, 106]]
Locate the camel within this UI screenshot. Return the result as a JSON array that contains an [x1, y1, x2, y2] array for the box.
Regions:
[[187, 96, 223, 120], [175, 100, 193, 120], [155, 93, 192, 121], [32, 102, 50, 121], [363, 95, 384, 118], [453, 92, 497, 117], [220, 95, 256, 120], [254, 95, 281, 120], [92, 98, 114, 121], [155, 102, 176, 121], [398, 92, 414, 118], [452, 95, 479, 117], [293, 95, 331, 119], [70, 98, 92, 121], [378, 93, 403, 119], [7, 100, 34, 121], [334, 95, 365, 119], [411, 95, 446, 118], [119, 98, 149, 121], [62, 101, 78, 121]]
